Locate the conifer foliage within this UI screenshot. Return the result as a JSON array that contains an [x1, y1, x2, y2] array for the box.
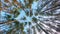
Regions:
[[0, 0, 60, 34]]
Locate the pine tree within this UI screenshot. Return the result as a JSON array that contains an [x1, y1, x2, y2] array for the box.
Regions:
[[0, 0, 60, 34]]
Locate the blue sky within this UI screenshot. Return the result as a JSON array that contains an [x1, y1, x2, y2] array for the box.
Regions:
[[0, 0, 39, 34]]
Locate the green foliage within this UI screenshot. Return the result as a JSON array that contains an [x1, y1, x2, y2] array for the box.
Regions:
[[26, 0, 33, 8], [14, 20, 20, 29], [7, 15, 11, 18], [29, 22, 31, 25], [30, 11, 33, 17], [21, 17, 26, 20], [32, 17, 37, 22], [25, 11, 29, 16], [7, 28, 14, 34], [24, 22, 27, 26], [2, 0, 59, 34], [19, 23, 24, 31], [13, 9, 20, 18], [14, 20, 24, 32]]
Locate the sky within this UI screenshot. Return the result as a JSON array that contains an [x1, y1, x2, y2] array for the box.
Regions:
[[0, 0, 39, 34]]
